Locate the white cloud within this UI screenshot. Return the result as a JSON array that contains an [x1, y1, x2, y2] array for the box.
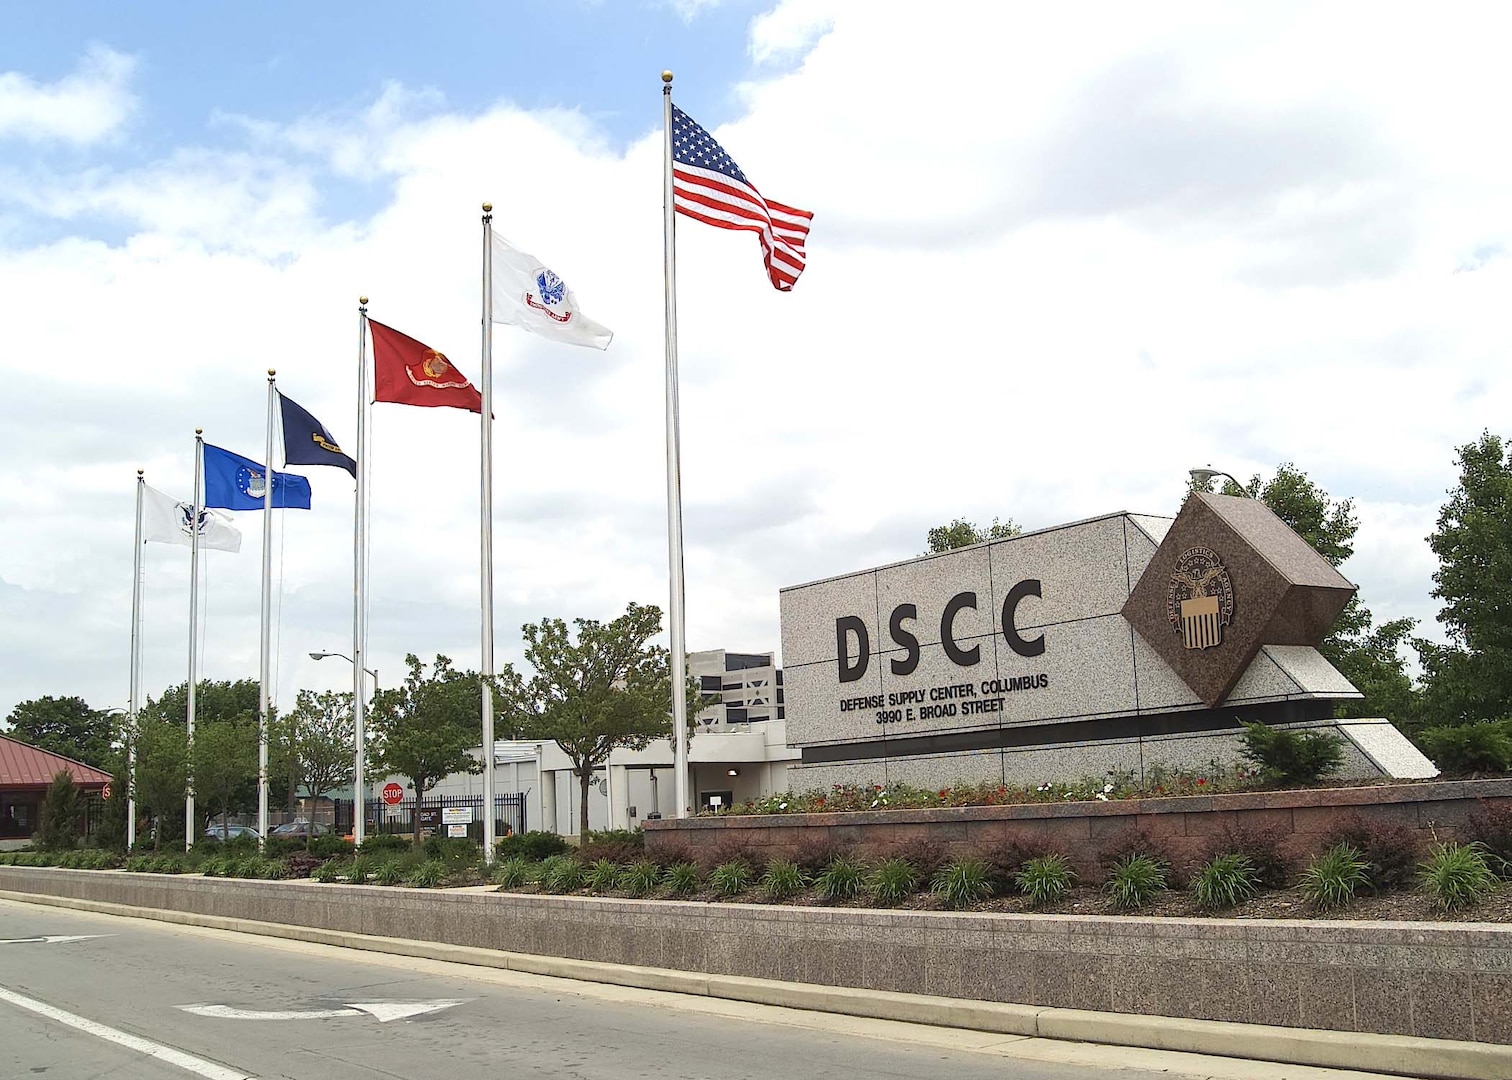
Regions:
[[0, 44, 137, 145], [4, 3, 1512, 720], [748, 0, 835, 63]]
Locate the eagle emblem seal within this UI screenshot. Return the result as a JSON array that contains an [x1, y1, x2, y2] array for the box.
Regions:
[[535, 268, 566, 306], [421, 350, 452, 379], [1166, 547, 1234, 650]]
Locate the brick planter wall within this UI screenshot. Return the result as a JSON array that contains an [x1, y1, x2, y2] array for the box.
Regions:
[[643, 778, 1512, 877], [3, 867, 1511, 1046]]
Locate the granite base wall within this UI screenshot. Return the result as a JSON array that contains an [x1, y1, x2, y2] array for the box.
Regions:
[[645, 777, 1512, 879], [2, 866, 1511, 1045]]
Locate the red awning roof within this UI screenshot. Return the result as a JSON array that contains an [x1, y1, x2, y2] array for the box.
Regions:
[[0, 735, 112, 789]]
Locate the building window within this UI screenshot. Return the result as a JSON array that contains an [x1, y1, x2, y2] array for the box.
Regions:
[[699, 675, 721, 691], [727, 707, 749, 724]]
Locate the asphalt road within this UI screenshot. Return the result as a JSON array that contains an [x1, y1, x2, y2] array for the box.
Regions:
[[0, 897, 1394, 1080]]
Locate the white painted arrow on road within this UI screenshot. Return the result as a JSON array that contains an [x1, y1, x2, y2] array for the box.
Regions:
[[0, 934, 113, 945], [180, 1000, 468, 1023]]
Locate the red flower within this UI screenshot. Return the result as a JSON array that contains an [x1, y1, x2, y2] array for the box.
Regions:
[[1197, 778, 1207, 786]]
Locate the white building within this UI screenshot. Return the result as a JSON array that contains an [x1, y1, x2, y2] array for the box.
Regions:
[[408, 648, 800, 837]]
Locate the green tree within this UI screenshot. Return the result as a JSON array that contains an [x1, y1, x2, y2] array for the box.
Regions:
[[369, 655, 483, 846], [1189, 463, 1419, 727], [145, 679, 261, 729], [132, 712, 188, 851], [36, 769, 83, 851], [924, 517, 1020, 554], [493, 602, 706, 844], [1416, 432, 1512, 726], [271, 690, 357, 824], [192, 716, 258, 840], [3, 695, 112, 767]]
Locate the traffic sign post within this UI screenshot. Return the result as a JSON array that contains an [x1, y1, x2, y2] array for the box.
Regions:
[[381, 783, 403, 806]]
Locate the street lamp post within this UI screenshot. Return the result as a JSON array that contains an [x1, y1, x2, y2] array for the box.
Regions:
[[310, 650, 378, 845], [1189, 466, 1250, 495]]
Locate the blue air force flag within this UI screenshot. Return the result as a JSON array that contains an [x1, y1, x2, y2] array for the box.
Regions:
[[278, 392, 356, 477], [203, 444, 312, 510]]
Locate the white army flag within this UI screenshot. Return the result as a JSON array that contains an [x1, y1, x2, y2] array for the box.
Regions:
[[141, 485, 242, 553], [490, 234, 613, 350]]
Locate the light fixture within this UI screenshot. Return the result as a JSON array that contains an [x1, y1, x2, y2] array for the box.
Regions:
[[1188, 466, 1248, 495], [727, 768, 739, 777]]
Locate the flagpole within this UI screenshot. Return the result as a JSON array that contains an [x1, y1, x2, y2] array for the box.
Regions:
[[187, 430, 203, 850], [128, 469, 145, 852], [258, 371, 276, 845], [661, 71, 691, 820], [353, 298, 370, 849], [480, 203, 497, 861]]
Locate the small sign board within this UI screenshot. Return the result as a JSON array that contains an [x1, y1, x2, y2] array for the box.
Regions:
[[381, 783, 404, 806], [446, 823, 468, 838], [441, 807, 472, 825]]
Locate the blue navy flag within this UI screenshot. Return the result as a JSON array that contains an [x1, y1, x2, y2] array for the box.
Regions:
[[278, 392, 356, 477], [203, 444, 312, 511]]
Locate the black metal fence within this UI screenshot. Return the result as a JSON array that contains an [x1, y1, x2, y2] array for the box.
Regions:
[[333, 793, 528, 841]]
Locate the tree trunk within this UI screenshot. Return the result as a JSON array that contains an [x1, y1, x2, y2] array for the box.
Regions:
[[412, 783, 424, 849], [578, 767, 591, 847]]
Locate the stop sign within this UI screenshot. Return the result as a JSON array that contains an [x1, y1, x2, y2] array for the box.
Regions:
[[381, 783, 404, 806]]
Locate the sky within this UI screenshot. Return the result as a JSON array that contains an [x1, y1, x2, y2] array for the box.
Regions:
[[2, 1, 1510, 722]]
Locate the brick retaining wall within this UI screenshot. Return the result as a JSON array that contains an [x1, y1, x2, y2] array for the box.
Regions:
[[643, 778, 1512, 877], [2, 866, 1511, 1045]]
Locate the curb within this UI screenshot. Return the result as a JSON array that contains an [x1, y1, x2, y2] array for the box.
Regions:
[[3, 888, 1507, 1080]]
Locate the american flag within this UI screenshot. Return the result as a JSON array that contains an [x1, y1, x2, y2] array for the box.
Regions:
[[671, 105, 813, 291]]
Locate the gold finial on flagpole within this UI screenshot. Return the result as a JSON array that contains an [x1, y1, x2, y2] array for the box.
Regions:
[[195, 427, 203, 435], [359, 295, 368, 306], [482, 202, 492, 213], [137, 468, 144, 477], [267, 369, 276, 378], [662, 70, 673, 83]]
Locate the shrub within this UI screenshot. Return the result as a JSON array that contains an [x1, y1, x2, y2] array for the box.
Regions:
[[1319, 814, 1419, 891], [1095, 832, 1170, 880], [490, 856, 532, 888], [496, 830, 570, 862], [760, 859, 807, 901], [1209, 823, 1291, 889], [1104, 854, 1166, 911], [708, 859, 754, 898], [1300, 844, 1369, 910], [200, 855, 232, 878], [405, 859, 449, 888], [538, 855, 584, 894], [1418, 721, 1512, 775], [890, 837, 948, 879], [698, 838, 768, 873], [308, 836, 355, 859], [313, 859, 344, 883], [281, 852, 324, 879], [1016, 854, 1075, 907], [1237, 722, 1346, 785], [663, 862, 701, 898], [125, 855, 153, 873], [357, 833, 410, 857], [346, 856, 373, 884], [263, 837, 307, 860], [814, 855, 866, 902], [932, 857, 994, 909], [867, 857, 919, 907], [619, 859, 662, 898], [373, 858, 410, 886], [1193, 853, 1261, 909], [36, 770, 83, 852], [791, 836, 846, 874], [424, 836, 482, 865], [1419, 842, 1499, 911], [584, 858, 621, 892], [1465, 802, 1512, 877]]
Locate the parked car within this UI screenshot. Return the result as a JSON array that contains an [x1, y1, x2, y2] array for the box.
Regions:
[[202, 824, 261, 841], [269, 820, 332, 838]]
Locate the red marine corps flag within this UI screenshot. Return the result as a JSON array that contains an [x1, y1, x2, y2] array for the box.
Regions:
[[368, 319, 482, 413]]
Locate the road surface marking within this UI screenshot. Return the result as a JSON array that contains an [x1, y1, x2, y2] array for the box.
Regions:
[[0, 934, 113, 944], [180, 999, 468, 1022], [0, 984, 255, 1080]]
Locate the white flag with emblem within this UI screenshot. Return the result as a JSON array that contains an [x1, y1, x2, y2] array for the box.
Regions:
[[490, 234, 613, 350], [141, 485, 242, 553]]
